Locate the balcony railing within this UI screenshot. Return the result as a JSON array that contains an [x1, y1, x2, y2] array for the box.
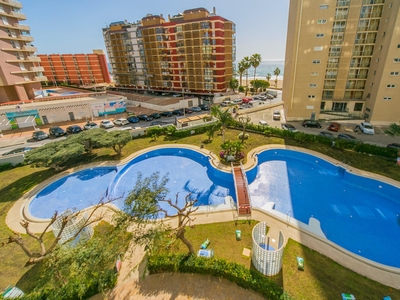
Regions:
[[334, 14, 348, 20], [345, 85, 366, 89], [34, 75, 47, 82], [355, 39, 376, 44], [30, 66, 44, 72], [332, 27, 345, 33], [22, 45, 37, 52], [357, 26, 379, 31], [360, 12, 382, 18], [326, 63, 339, 68], [0, 0, 22, 8], [336, 1, 350, 6], [350, 63, 370, 68], [352, 51, 373, 56], [27, 56, 40, 62], [348, 74, 368, 79], [10, 10, 26, 20], [325, 75, 337, 79]]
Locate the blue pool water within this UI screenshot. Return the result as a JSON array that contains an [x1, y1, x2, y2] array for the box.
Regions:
[[28, 148, 400, 267], [29, 148, 234, 219], [247, 149, 400, 268]]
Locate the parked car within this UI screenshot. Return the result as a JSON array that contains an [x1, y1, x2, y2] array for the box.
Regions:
[[150, 121, 169, 126], [66, 125, 83, 134], [328, 122, 341, 132], [137, 114, 153, 121], [259, 120, 268, 126], [49, 126, 66, 138], [127, 116, 140, 123], [266, 89, 278, 98], [242, 97, 252, 103], [100, 119, 114, 129], [113, 118, 130, 126], [160, 111, 173, 117], [2, 147, 35, 156], [184, 108, 193, 114], [172, 109, 184, 116], [281, 123, 298, 132], [32, 131, 49, 141], [265, 94, 274, 100], [83, 122, 99, 130], [358, 122, 375, 134], [191, 106, 202, 112], [200, 104, 210, 111], [387, 143, 400, 150], [338, 133, 358, 142], [172, 93, 182, 98], [319, 131, 334, 139], [273, 110, 281, 121], [302, 120, 322, 128], [150, 113, 161, 119]]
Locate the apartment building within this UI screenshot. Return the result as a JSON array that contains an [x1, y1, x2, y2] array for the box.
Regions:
[[283, 0, 400, 123], [0, 1, 46, 103], [103, 7, 236, 93], [38, 50, 112, 86]]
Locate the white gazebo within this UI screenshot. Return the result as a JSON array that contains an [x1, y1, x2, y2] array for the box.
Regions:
[[252, 221, 285, 276]]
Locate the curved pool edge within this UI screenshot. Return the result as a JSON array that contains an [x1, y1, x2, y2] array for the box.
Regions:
[[7, 144, 230, 233], [5, 144, 400, 289]]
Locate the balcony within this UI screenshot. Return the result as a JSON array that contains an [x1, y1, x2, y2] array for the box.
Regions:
[[345, 85, 366, 90], [0, 0, 22, 8], [337, 0, 350, 6], [10, 10, 26, 20], [332, 27, 345, 33], [19, 35, 33, 42], [352, 51, 373, 56], [355, 39, 376, 44], [360, 12, 382, 18], [15, 23, 30, 31], [33, 75, 47, 82], [27, 56, 40, 62], [30, 66, 44, 72], [22, 45, 37, 52], [334, 14, 348, 20], [348, 74, 368, 79], [357, 26, 379, 31]]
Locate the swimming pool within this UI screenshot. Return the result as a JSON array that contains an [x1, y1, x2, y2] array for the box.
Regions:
[[29, 148, 235, 219], [247, 149, 400, 268], [28, 147, 400, 268]]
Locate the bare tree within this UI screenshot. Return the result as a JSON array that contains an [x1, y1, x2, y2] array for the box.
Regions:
[[2, 198, 114, 266], [159, 193, 199, 254]]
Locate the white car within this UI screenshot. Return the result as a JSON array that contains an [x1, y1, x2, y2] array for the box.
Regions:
[[100, 119, 114, 129], [113, 118, 130, 126], [273, 110, 281, 121], [281, 123, 298, 132], [359, 122, 375, 134]]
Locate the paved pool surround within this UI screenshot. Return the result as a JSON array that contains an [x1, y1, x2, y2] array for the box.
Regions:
[[6, 144, 400, 289]]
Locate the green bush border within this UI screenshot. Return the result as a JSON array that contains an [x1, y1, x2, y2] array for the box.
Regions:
[[147, 254, 294, 300]]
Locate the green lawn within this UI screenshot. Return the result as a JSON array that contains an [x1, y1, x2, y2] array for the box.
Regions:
[[0, 129, 399, 298]]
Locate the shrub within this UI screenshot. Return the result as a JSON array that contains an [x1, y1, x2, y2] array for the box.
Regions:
[[237, 133, 249, 140], [147, 254, 294, 300], [0, 162, 14, 172]]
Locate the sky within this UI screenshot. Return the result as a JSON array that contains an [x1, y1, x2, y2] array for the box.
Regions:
[[21, 0, 289, 61]]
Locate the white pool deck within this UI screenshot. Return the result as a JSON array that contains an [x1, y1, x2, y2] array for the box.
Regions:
[[5, 144, 400, 289]]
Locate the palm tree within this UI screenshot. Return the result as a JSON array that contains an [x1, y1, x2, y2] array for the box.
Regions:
[[241, 56, 251, 94], [250, 53, 262, 82], [237, 61, 247, 87], [274, 67, 281, 87], [210, 105, 234, 143], [229, 78, 239, 92], [266, 73, 272, 83]]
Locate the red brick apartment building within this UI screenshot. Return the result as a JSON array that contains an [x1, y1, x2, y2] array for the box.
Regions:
[[37, 50, 112, 86], [103, 7, 236, 93]]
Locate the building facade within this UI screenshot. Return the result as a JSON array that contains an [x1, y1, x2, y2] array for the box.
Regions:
[[0, 1, 46, 103], [103, 7, 236, 93], [283, 0, 400, 123], [37, 50, 112, 86]]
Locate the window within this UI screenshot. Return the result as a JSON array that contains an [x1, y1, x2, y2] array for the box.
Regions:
[[308, 95, 316, 98], [390, 72, 399, 76], [394, 58, 400, 63], [176, 26, 182, 32], [311, 72, 319, 76], [354, 103, 363, 111], [312, 59, 321, 64], [387, 84, 396, 88], [317, 19, 327, 24], [320, 4, 329, 9], [383, 31, 386, 37], [383, 97, 392, 100], [309, 83, 317, 88], [316, 33, 325, 38], [398, 44, 400, 48], [314, 46, 323, 51]]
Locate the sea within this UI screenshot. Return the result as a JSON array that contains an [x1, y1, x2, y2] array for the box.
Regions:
[[238, 59, 285, 80]]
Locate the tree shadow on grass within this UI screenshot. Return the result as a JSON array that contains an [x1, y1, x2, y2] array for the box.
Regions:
[[15, 262, 44, 293]]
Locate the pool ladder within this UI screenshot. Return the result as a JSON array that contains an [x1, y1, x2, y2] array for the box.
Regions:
[[286, 210, 292, 225]]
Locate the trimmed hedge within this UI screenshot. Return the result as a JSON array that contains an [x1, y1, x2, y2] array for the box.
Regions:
[[148, 254, 294, 300]]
